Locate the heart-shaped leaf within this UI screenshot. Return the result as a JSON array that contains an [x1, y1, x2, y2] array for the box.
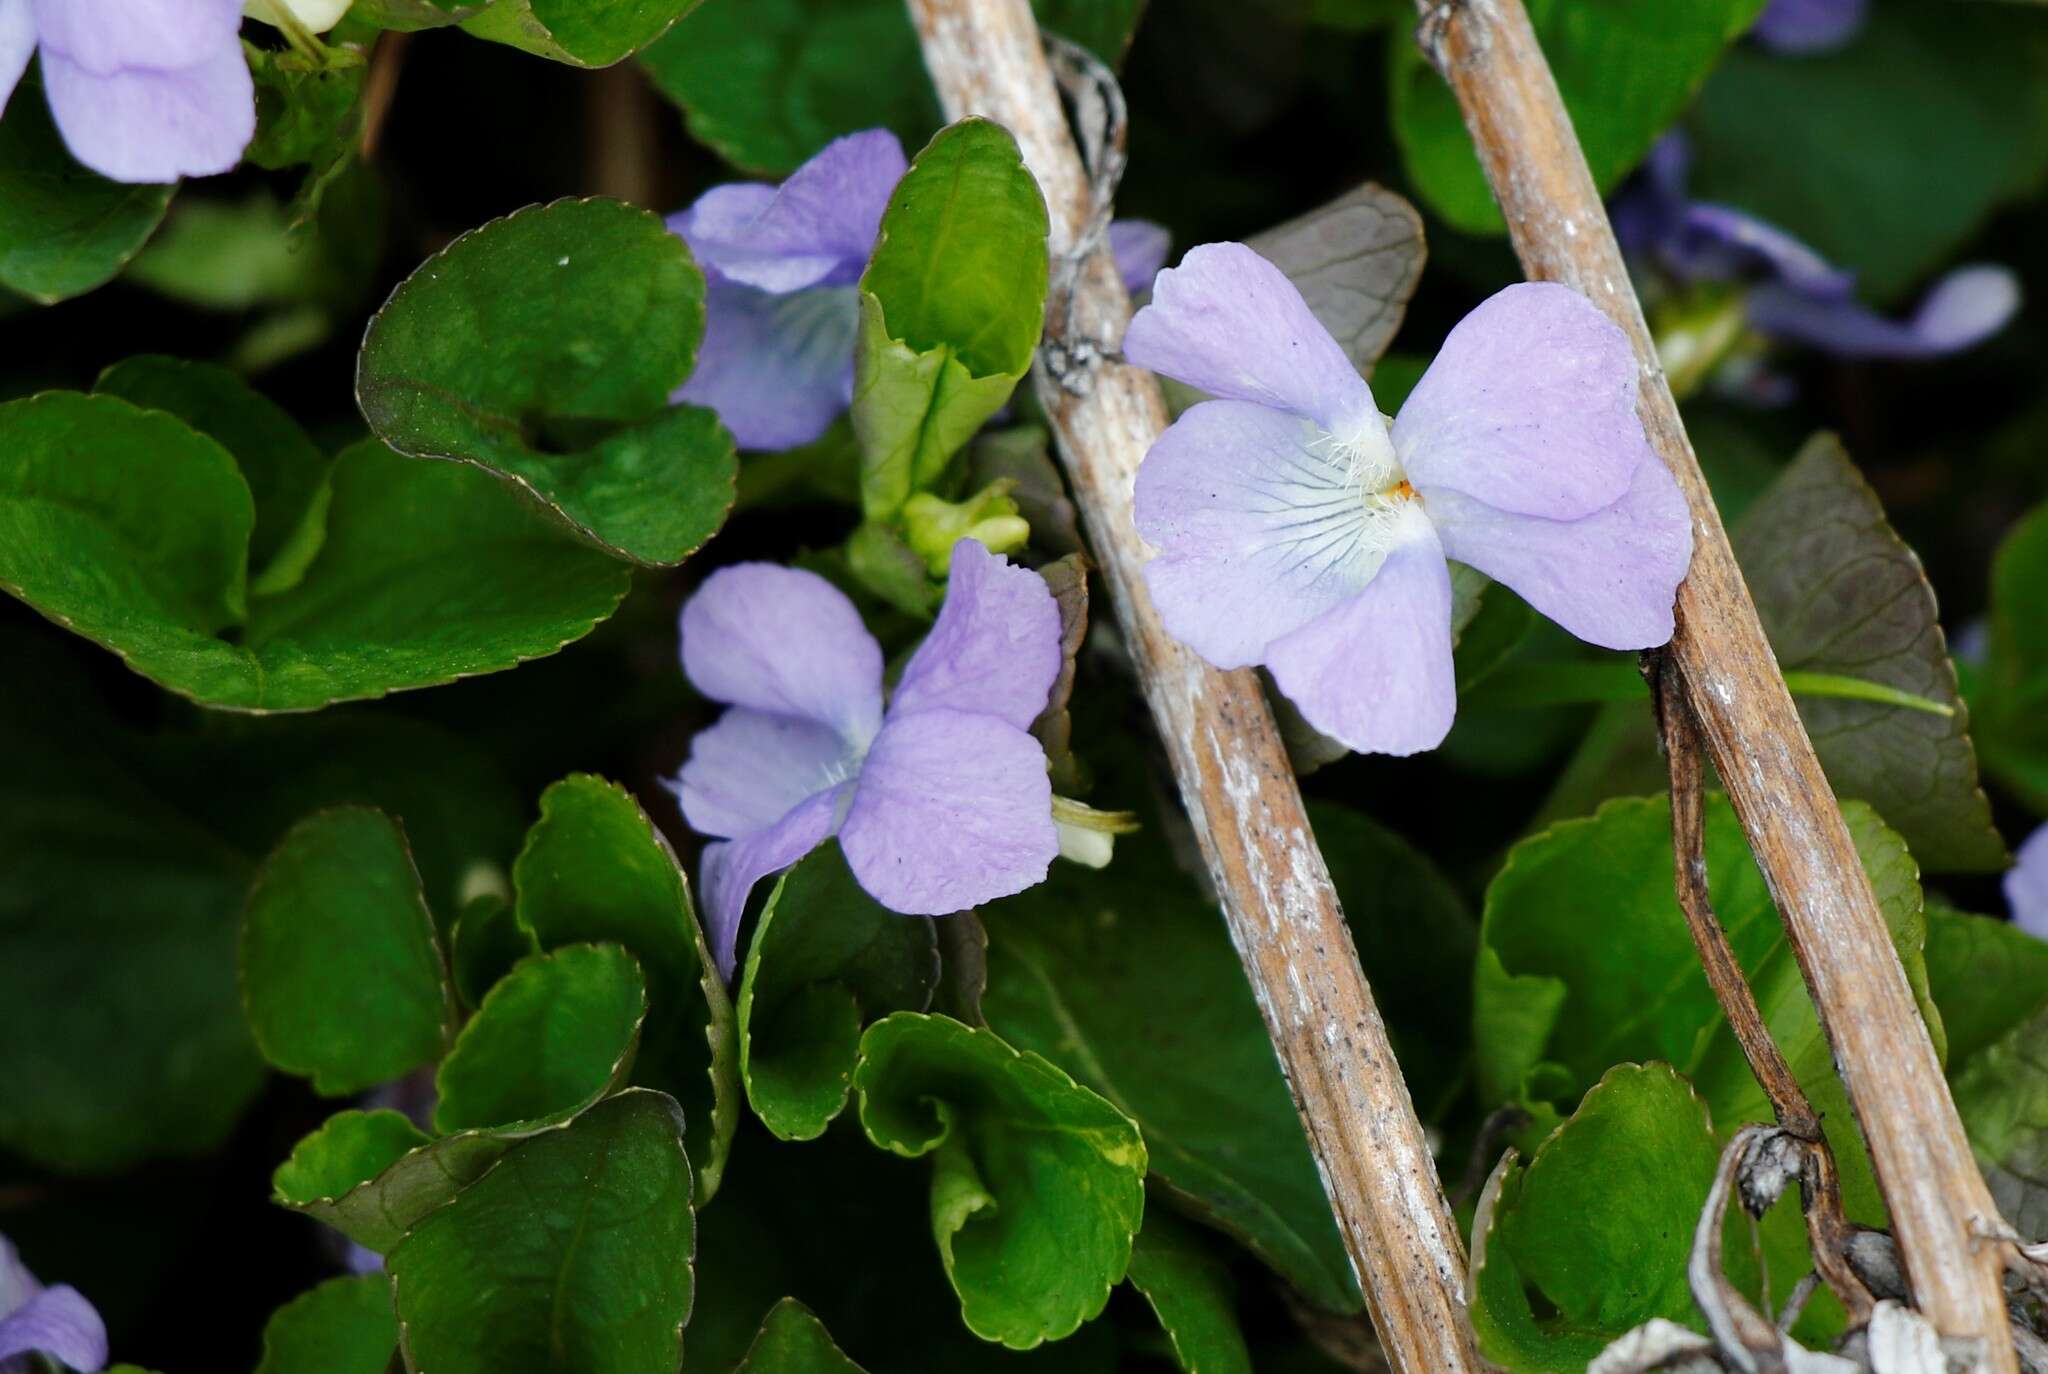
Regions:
[[733, 1299, 869, 1373], [241, 807, 456, 1096], [738, 847, 938, 1141], [271, 1108, 434, 1252], [358, 198, 736, 565], [389, 1089, 695, 1374], [255, 1275, 399, 1374], [461, 0, 698, 67], [449, 893, 539, 1009], [853, 1012, 1146, 1349], [1125, 1211, 1254, 1374]]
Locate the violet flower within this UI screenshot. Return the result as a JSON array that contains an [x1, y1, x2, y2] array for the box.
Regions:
[[0, 1236, 107, 1374], [1613, 134, 2020, 363], [1750, 0, 1866, 55], [674, 538, 1061, 975], [2008, 823, 2048, 943], [1122, 242, 1692, 757], [669, 128, 1170, 452], [0, 0, 254, 183]]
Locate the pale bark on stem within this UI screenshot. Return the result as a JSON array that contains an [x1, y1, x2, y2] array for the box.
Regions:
[[905, 3, 1479, 1369], [1417, 0, 2013, 1361]]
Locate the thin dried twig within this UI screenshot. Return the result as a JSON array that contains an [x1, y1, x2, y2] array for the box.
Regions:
[[1417, 0, 2012, 1360], [904, 3, 1479, 1369]]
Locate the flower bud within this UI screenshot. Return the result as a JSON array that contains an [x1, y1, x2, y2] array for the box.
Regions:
[[902, 482, 1030, 576], [245, 0, 353, 35]]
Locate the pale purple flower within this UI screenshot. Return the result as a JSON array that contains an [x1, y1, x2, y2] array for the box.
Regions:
[[673, 539, 1061, 975], [668, 127, 1168, 452], [2008, 824, 2048, 942], [1750, 0, 1866, 54], [1614, 134, 2020, 362], [1123, 242, 1692, 757], [0, 1236, 107, 1374], [0, 0, 254, 183]]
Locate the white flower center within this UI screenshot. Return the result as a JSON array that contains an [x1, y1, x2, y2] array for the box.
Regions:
[[1309, 411, 1428, 578]]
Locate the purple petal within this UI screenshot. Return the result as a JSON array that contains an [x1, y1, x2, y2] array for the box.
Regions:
[[1746, 265, 2021, 360], [890, 540, 1062, 731], [1109, 219, 1170, 295], [1134, 400, 1380, 669], [674, 129, 906, 293], [679, 563, 883, 744], [673, 280, 859, 451], [1393, 282, 1650, 521], [0, 1, 32, 115], [0, 1238, 36, 1317], [1674, 204, 1852, 297], [1263, 521, 1457, 758], [1750, 0, 1867, 54], [41, 42, 253, 182], [2007, 824, 2048, 942], [839, 709, 1055, 915], [0, 1284, 108, 1374], [676, 706, 863, 841], [30, 0, 243, 75], [1425, 453, 1693, 650], [701, 786, 845, 979], [1123, 241, 1378, 436], [1611, 134, 1690, 261]]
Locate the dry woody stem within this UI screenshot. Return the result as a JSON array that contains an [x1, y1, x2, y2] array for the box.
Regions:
[[1417, 0, 2013, 1361], [905, 2, 1480, 1369]]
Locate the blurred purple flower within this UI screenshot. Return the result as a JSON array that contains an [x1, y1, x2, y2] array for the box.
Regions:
[[673, 539, 1061, 975], [1122, 243, 1692, 757], [2008, 824, 2048, 942], [0, 0, 254, 183], [0, 1236, 107, 1374], [668, 128, 1169, 451], [1613, 134, 2020, 362], [1750, 0, 1867, 54]]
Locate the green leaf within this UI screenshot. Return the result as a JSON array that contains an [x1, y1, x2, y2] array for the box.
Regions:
[[738, 847, 938, 1141], [1243, 182, 1426, 377], [733, 1299, 869, 1374], [434, 943, 648, 1132], [389, 1089, 696, 1374], [1125, 1211, 1254, 1374], [0, 68, 173, 303], [271, 1108, 434, 1251], [1032, 0, 1148, 64], [461, 0, 699, 66], [0, 398, 632, 708], [1924, 904, 2048, 1071], [639, 0, 939, 176], [449, 893, 539, 1009], [981, 830, 1359, 1314], [1688, 0, 2048, 300], [351, 0, 488, 31], [357, 198, 735, 566], [1976, 504, 2048, 816], [853, 1013, 1147, 1348], [241, 807, 455, 1095], [1469, 1064, 1722, 1369], [246, 39, 367, 173], [853, 119, 1049, 520], [1390, 0, 1765, 234], [255, 1275, 399, 1374], [1952, 1005, 2048, 1238], [93, 356, 332, 587], [512, 774, 739, 1200], [1732, 434, 2003, 872]]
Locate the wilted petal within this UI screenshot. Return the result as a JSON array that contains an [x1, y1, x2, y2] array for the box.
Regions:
[[42, 43, 253, 182], [675, 706, 862, 841], [676, 129, 906, 293], [1264, 520, 1456, 758], [679, 563, 883, 744], [1123, 241, 1378, 435], [32, 0, 243, 75], [1109, 219, 1170, 295], [0, 0, 32, 114], [839, 709, 1055, 915], [0, 1281, 107, 1374], [1393, 282, 1649, 521], [2007, 824, 2048, 942], [1746, 265, 2021, 360], [701, 786, 845, 978], [890, 540, 1062, 731], [673, 280, 859, 451], [1426, 453, 1693, 650], [1134, 399, 1377, 669], [1750, 0, 1867, 53]]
